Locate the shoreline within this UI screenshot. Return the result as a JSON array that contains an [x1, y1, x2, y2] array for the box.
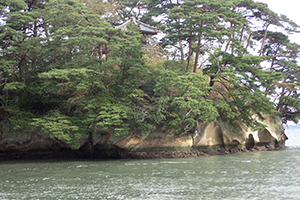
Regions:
[[0, 144, 285, 161]]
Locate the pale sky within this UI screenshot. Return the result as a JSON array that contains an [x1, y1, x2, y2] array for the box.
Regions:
[[257, 1, 299, 125], [256, 0, 300, 24], [256, 0, 300, 43]]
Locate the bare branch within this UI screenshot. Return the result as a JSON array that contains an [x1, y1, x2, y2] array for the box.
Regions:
[[72, 17, 85, 28], [183, 109, 193, 119]]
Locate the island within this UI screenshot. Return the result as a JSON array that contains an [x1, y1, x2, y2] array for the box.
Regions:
[[0, 0, 298, 160]]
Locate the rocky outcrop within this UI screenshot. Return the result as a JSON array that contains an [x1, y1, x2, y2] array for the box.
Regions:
[[0, 115, 288, 160], [191, 115, 287, 149], [113, 115, 287, 159]]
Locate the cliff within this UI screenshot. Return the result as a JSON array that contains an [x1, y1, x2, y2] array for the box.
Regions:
[[0, 115, 287, 160]]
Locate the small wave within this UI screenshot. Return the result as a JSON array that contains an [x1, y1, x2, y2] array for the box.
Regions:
[[160, 161, 188, 164], [241, 160, 251, 163], [76, 165, 88, 168]]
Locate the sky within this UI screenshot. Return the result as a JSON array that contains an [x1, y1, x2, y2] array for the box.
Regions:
[[255, 1, 300, 125], [256, 0, 300, 43], [257, 0, 299, 21]]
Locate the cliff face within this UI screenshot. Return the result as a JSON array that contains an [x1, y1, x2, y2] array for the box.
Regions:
[[0, 115, 287, 160], [114, 115, 287, 157], [193, 115, 287, 149]]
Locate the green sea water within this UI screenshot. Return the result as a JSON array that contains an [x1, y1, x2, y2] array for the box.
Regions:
[[0, 127, 299, 200]]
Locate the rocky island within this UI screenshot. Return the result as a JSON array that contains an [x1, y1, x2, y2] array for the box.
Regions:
[[0, 0, 298, 160]]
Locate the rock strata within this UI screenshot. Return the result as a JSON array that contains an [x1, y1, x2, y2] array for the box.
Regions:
[[0, 115, 288, 160]]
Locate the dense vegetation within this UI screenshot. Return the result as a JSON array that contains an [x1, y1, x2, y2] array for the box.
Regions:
[[1, 0, 299, 148]]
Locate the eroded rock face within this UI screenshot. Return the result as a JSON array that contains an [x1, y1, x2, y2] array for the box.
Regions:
[[193, 121, 225, 148], [0, 115, 288, 160], [115, 136, 193, 151], [114, 115, 287, 152], [0, 132, 71, 153], [192, 115, 286, 149]]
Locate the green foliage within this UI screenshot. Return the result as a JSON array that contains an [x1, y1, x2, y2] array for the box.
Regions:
[[2, 102, 34, 133], [31, 111, 83, 149], [94, 104, 130, 136], [153, 70, 218, 130], [3, 82, 26, 92]]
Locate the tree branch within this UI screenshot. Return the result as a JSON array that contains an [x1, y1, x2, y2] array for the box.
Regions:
[[259, 22, 270, 56]]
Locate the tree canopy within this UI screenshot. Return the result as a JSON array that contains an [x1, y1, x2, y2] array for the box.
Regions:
[[1, 0, 299, 148]]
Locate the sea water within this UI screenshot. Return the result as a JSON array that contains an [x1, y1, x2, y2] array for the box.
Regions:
[[0, 126, 299, 200]]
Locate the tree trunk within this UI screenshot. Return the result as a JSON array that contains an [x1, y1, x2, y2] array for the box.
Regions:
[[98, 44, 103, 60], [193, 20, 204, 73], [105, 43, 109, 62], [179, 41, 184, 61], [186, 32, 193, 71], [259, 22, 270, 56]]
